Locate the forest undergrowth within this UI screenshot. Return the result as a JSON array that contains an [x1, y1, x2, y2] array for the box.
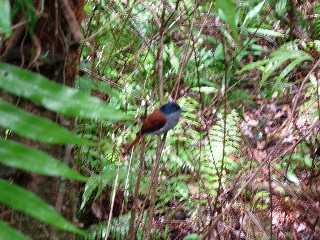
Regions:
[[1, 0, 320, 240]]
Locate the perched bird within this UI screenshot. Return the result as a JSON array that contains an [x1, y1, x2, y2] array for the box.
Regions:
[[127, 101, 182, 152]]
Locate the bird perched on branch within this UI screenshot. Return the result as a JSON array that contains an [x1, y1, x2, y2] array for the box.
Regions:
[[126, 100, 182, 153]]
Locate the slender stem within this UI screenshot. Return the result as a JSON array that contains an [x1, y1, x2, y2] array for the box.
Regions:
[[127, 138, 145, 239], [105, 164, 120, 239], [157, 4, 165, 104], [144, 135, 167, 240], [268, 162, 273, 239]]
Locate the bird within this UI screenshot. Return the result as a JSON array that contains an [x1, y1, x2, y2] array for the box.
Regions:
[[126, 101, 182, 152]]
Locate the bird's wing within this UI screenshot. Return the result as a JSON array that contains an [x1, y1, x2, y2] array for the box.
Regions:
[[140, 109, 167, 134]]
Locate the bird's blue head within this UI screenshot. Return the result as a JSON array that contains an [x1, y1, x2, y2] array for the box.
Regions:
[[160, 102, 181, 115]]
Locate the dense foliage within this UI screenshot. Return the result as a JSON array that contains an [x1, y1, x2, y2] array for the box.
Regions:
[[1, 0, 320, 239]]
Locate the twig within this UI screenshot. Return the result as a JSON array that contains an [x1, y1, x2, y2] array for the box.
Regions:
[[105, 163, 121, 239], [127, 136, 146, 239], [209, 36, 229, 236], [157, 4, 166, 104], [172, 2, 213, 101], [55, 145, 73, 211], [268, 162, 273, 239], [144, 135, 167, 240], [59, 0, 83, 43], [27, 35, 42, 68], [52, 144, 73, 240], [290, 58, 320, 123]]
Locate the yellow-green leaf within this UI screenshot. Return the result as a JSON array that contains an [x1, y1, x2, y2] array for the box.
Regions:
[[0, 0, 11, 37], [0, 179, 86, 236], [0, 139, 87, 182], [0, 99, 90, 144], [216, 0, 239, 43], [0, 63, 130, 121], [0, 220, 31, 240]]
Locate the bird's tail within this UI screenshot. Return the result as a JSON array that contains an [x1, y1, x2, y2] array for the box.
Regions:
[[126, 134, 143, 153]]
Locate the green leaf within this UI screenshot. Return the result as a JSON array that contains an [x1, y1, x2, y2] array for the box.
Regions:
[[246, 28, 286, 38], [275, 0, 287, 16], [15, 0, 37, 31], [0, 63, 130, 121], [0, 220, 31, 240], [80, 165, 126, 210], [184, 233, 200, 240], [0, 179, 86, 236], [238, 47, 312, 88], [253, 191, 269, 209], [0, 99, 90, 144], [80, 174, 101, 210], [286, 170, 300, 184], [166, 43, 179, 73], [242, 0, 266, 27], [304, 155, 313, 168], [191, 86, 216, 94], [216, 0, 239, 43], [237, 59, 269, 74], [278, 55, 312, 80], [214, 43, 224, 61], [261, 49, 312, 86], [0, 139, 87, 182], [0, 0, 11, 37], [76, 75, 119, 98]]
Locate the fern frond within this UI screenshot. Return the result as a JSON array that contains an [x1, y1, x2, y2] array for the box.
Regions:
[[199, 110, 241, 197], [85, 213, 165, 240], [314, 4, 320, 39]]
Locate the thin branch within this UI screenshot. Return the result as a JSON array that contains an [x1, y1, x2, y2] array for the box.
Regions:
[[268, 162, 273, 239], [157, 4, 166, 104], [144, 135, 167, 240], [59, 0, 83, 43], [127, 138, 145, 239], [105, 163, 121, 239], [290, 58, 320, 123]]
